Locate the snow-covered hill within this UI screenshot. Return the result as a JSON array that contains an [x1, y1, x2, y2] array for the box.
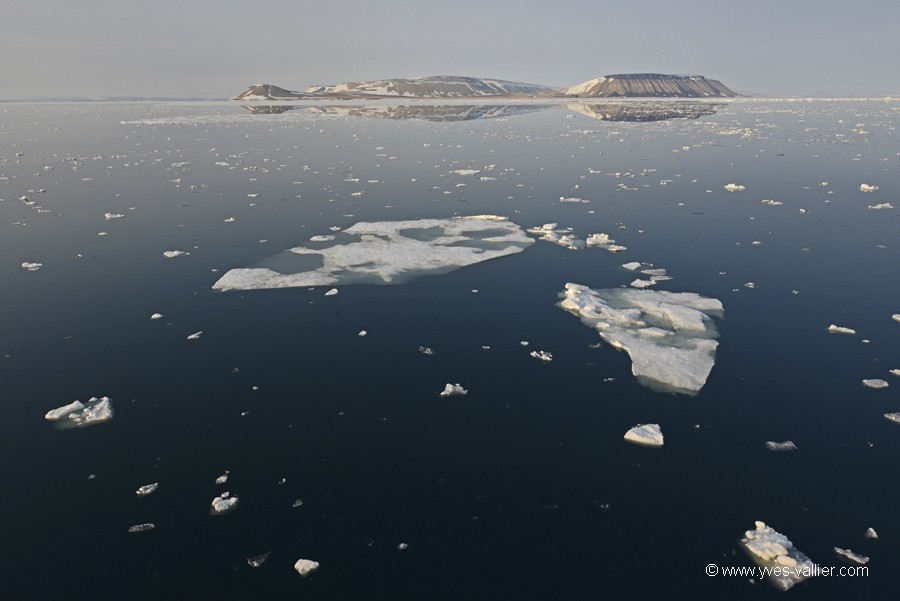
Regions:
[[230, 83, 305, 101], [304, 76, 555, 98], [563, 74, 737, 98]]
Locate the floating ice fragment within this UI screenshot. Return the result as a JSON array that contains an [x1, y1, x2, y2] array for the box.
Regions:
[[760, 199, 783, 206], [104, 213, 124, 220], [418, 346, 435, 355], [128, 523, 155, 533], [215, 472, 229, 485], [893, 314, 900, 323], [724, 183, 746, 192], [358, 330, 367, 337], [309, 235, 335, 242], [213, 216, 532, 291], [885, 413, 900, 425], [559, 284, 723, 394], [765, 441, 797, 451], [630, 279, 656, 289], [868, 202, 894, 210], [324, 288, 339, 296], [862, 379, 889, 389], [529, 350, 553, 362], [163, 250, 189, 258], [247, 552, 271, 568], [864, 527, 879, 539], [859, 183, 879, 192], [21, 262, 42, 272], [451, 169, 480, 176], [890, 369, 900, 377], [292, 499, 304, 508], [293, 559, 319, 577], [741, 521, 815, 591], [624, 424, 664, 447], [586, 233, 627, 252], [398, 543, 409, 551], [439, 383, 468, 397], [45, 400, 85, 421], [834, 547, 869, 565], [622, 262, 642, 271], [150, 313, 164, 320], [827, 324, 856, 335], [210, 492, 238, 514], [224, 217, 235, 222], [187, 331, 203, 340], [48, 397, 113, 428], [136, 483, 159, 497], [560, 197, 589, 203]]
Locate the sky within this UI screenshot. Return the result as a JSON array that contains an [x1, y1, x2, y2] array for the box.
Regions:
[[2, 0, 898, 98]]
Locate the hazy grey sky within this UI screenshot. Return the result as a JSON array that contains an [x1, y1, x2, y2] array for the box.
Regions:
[[3, 0, 898, 98]]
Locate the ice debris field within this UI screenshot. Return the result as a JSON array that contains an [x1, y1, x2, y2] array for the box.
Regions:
[[3, 98, 900, 597]]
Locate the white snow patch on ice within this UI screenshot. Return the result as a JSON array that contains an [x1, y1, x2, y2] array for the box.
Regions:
[[559, 284, 723, 394], [213, 216, 532, 291]]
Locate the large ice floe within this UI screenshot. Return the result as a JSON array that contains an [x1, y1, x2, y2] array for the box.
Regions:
[[44, 397, 113, 428], [559, 284, 723, 394], [741, 521, 816, 591], [212, 216, 532, 291]]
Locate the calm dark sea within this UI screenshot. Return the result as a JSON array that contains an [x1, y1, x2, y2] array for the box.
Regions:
[[1, 100, 898, 600]]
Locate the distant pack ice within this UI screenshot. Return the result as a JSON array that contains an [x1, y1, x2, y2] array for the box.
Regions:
[[559, 284, 723, 394], [212, 216, 533, 291]]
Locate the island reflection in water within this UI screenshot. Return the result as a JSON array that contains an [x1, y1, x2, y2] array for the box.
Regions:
[[241, 101, 722, 122]]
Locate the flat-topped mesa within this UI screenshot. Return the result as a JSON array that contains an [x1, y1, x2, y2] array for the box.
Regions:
[[303, 76, 556, 98], [563, 73, 737, 98], [230, 83, 306, 101]]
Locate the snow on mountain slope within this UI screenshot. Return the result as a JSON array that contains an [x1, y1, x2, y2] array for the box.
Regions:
[[563, 74, 737, 98], [304, 76, 555, 98]]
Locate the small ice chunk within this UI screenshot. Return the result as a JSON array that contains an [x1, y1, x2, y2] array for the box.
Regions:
[[439, 383, 468, 397], [760, 199, 783, 206], [834, 547, 869, 565], [765, 441, 797, 451], [57, 397, 113, 427], [529, 350, 553, 362], [150, 313, 164, 320], [868, 202, 894, 210], [891, 369, 900, 377], [210, 492, 238, 514], [187, 331, 203, 340], [622, 262, 642, 271], [128, 523, 155, 533], [862, 379, 889, 389], [418, 346, 435, 355], [215, 472, 229, 485], [247, 552, 271, 568], [451, 169, 480, 176], [859, 183, 879, 192], [884, 412, 900, 425], [630, 279, 656, 289], [136, 483, 159, 497], [724, 183, 746, 192], [104, 213, 124, 220], [309, 235, 335, 242], [324, 288, 339, 296], [45, 400, 85, 421], [358, 330, 367, 337], [865, 527, 879, 539], [398, 543, 409, 551], [293, 559, 320, 577], [21, 262, 43, 272], [741, 521, 815, 591], [624, 424, 664, 447], [247, 551, 272, 568], [163, 250, 189, 258], [292, 499, 304, 508], [827, 324, 856, 335], [892, 314, 900, 323]]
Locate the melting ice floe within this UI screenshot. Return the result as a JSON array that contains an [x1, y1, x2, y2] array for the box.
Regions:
[[210, 492, 238, 514], [128, 523, 155, 534], [439, 383, 467, 397], [884, 413, 900, 425], [21, 262, 42, 272], [834, 547, 869, 565], [294, 559, 319, 577], [862, 379, 889, 389], [44, 397, 113, 428], [765, 441, 797, 451], [212, 216, 532, 291], [136, 483, 159, 497], [624, 424, 664, 446], [827, 324, 856, 335], [741, 521, 816, 591], [559, 284, 723, 394]]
